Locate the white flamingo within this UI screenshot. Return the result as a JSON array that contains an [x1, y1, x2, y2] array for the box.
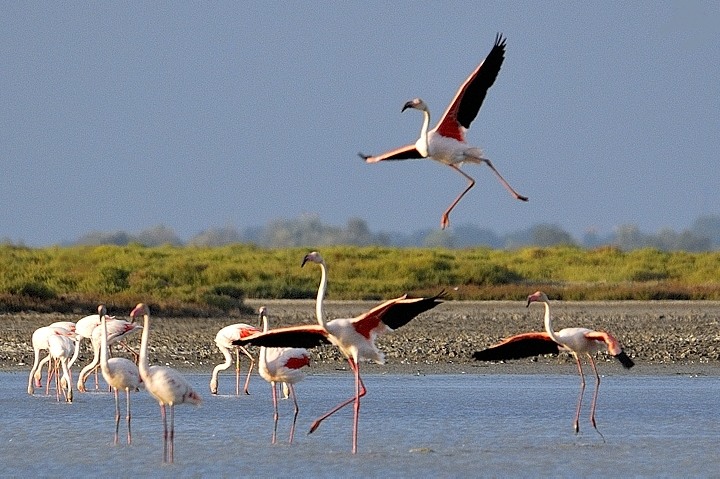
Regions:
[[234, 251, 444, 453], [28, 324, 75, 395], [132, 303, 202, 464], [473, 291, 635, 437], [360, 33, 527, 229], [47, 333, 74, 402], [98, 305, 142, 445], [77, 318, 142, 392], [257, 306, 311, 444], [209, 323, 260, 395]]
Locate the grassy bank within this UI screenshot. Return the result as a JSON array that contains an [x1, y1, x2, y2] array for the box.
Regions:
[[1, 244, 719, 315]]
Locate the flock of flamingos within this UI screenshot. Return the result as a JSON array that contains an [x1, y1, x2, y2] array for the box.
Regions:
[[27, 251, 633, 463], [25, 35, 634, 463]]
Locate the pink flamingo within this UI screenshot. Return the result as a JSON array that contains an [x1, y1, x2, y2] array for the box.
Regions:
[[77, 318, 142, 392], [209, 322, 260, 395], [98, 305, 141, 445], [132, 303, 202, 464], [257, 306, 311, 444], [473, 291, 634, 437], [360, 33, 527, 229], [234, 251, 444, 453]]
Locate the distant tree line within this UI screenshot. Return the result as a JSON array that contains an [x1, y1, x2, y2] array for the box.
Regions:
[[56, 213, 720, 252]]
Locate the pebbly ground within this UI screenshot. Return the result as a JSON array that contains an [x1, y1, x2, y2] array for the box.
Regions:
[[3, 299, 719, 377]]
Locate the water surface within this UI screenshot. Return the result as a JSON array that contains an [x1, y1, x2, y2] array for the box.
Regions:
[[2, 371, 719, 477]]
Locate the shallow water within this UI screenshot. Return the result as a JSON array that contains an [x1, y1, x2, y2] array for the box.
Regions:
[[2, 370, 719, 477]]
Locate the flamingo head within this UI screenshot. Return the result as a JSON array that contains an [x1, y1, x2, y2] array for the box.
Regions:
[[130, 303, 149, 321], [402, 98, 428, 113], [301, 251, 324, 268], [526, 291, 549, 307], [97, 304, 107, 318]]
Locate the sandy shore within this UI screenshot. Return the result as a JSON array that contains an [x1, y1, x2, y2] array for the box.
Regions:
[[3, 299, 719, 376]]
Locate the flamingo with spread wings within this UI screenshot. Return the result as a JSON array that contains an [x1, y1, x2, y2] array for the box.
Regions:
[[234, 251, 444, 453], [473, 291, 634, 437], [360, 33, 527, 229]]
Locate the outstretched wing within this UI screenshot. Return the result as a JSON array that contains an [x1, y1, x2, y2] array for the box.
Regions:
[[472, 331, 559, 361], [584, 331, 635, 369], [232, 325, 331, 349], [359, 144, 424, 163], [435, 33, 507, 140], [352, 291, 445, 338]]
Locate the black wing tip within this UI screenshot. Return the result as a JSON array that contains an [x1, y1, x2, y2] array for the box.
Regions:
[[615, 351, 635, 369], [494, 32, 506, 48]]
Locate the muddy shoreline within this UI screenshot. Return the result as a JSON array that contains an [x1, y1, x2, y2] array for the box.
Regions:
[[3, 300, 719, 377]]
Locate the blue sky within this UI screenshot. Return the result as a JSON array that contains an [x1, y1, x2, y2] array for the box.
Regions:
[[2, 2, 718, 246]]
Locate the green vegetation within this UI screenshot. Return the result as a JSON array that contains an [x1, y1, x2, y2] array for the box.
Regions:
[[1, 244, 719, 315]]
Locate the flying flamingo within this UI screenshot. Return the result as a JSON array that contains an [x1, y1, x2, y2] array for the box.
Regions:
[[360, 33, 527, 230], [77, 318, 143, 392], [234, 251, 444, 453], [472, 291, 634, 437], [257, 306, 311, 444], [28, 324, 75, 395], [132, 303, 202, 464], [98, 305, 141, 445], [47, 333, 74, 402], [209, 322, 260, 395]]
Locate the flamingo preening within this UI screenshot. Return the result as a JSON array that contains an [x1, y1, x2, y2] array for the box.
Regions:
[[257, 306, 311, 444], [234, 251, 444, 453], [209, 323, 260, 395], [98, 305, 141, 445], [132, 303, 202, 464], [472, 291, 634, 437], [360, 33, 527, 229]]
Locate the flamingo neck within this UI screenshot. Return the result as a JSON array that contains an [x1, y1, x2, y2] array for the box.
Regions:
[[260, 313, 269, 364], [416, 109, 430, 157], [100, 315, 109, 369], [542, 301, 562, 344], [138, 313, 151, 377], [315, 260, 328, 329]]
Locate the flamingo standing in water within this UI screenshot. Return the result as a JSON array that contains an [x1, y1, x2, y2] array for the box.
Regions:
[[234, 251, 444, 453], [209, 322, 260, 395], [360, 33, 527, 229], [77, 318, 142, 392], [472, 291, 634, 437], [28, 324, 75, 395], [98, 305, 141, 445], [47, 333, 74, 402], [132, 303, 202, 464], [257, 306, 311, 444]]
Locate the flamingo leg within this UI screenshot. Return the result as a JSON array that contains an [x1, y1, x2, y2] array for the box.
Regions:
[[160, 404, 168, 463], [573, 354, 586, 434], [587, 356, 606, 442], [288, 383, 299, 444], [442, 165, 476, 230], [234, 349, 241, 395], [308, 357, 366, 454], [239, 346, 255, 395], [46, 356, 56, 395], [126, 388, 133, 445], [480, 158, 528, 201], [271, 381, 279, 444], [168, 404, 175, 464], [351, 358, 362, 454], [113, 388, 121, 445]]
